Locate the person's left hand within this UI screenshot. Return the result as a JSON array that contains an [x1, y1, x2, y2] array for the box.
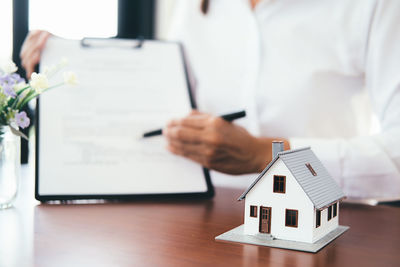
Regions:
[[20, 30, 51, 78], [164, 110, 273, 174]]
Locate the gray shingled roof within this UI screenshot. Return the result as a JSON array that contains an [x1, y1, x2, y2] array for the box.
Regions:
[[238, 147, 345, 210]]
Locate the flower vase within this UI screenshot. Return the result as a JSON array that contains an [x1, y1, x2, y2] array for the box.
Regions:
[[0, 126, 21, 209]]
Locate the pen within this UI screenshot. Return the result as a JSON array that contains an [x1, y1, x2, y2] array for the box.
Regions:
[[142, 110, 246, 138]]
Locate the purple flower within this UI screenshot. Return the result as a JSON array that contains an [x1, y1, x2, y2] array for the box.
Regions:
[[0, 73, 25, 98], [0, 73, 25, 87], [15, 111, 30, 129], [0, 74, 13, 85], [10, 73, 24, 84], [3, 83, 16, 98]]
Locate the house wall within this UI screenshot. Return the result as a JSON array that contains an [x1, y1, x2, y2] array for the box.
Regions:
[[312, 202, 339, 242], [244, 159, 315, 243]]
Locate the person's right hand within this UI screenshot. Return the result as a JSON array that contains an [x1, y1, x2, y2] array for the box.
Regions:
[[20, 30, 51, 79]]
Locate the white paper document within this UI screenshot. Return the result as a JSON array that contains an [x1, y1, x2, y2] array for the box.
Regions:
[[37, 37, 209, 197]]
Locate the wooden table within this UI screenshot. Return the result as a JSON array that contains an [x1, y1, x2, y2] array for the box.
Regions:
[[0, 167, 399, 267]]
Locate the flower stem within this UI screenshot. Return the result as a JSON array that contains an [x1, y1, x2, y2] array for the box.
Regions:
[[43, 82, 65, 92]]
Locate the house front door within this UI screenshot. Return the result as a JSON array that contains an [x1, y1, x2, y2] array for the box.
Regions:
[[259, 206, 271, 234]]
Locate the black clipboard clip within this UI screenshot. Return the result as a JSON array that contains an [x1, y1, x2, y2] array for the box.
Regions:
[[81, 36, 145, 49]]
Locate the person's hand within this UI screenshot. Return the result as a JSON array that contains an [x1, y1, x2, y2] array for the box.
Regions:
[[20, 30, 51, 78], [164, 110, 290, 174]]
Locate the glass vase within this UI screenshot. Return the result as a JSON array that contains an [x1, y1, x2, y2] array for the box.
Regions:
[[0, 126, 21, 209]]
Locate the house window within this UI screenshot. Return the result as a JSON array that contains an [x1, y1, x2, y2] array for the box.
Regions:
[[305, 163, 317, 176], [273, 175, 286, 193], [250, 205, 257, 217], [285, 209, 298, 228], [333, 203, 337, 217], [328, 205, 332, 221], [316, 210, 321, 228]]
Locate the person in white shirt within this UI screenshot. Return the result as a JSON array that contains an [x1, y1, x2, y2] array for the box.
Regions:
[[21, 0, 400, 201]]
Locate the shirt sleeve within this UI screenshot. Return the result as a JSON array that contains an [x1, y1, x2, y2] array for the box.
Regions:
[[166, 0, 191, 41], [290, 0, 400, 201]]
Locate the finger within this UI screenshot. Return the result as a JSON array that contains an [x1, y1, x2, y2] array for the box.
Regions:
[[25, 31, 49, 64], [20, 30, 42, 59], [25, 66, 33, 80], [23, 51, 41, 79], [22, 45, 40, 75], [167, 110, 200, 126], [167, 118, 180, 127], [167, 118, 206, 129], [20, 34, 35, 59], [25, 65, 33, 80], [167, 144, 207, 166], [21, 32, 50, 77], [167, 139, 204, 157], [21, 44, 36, 67], [167, 141, 233, 170], [168, 137, 230, 162], [37, 31, 51, 50], [164, 125, 204, 143], [180, 113, 210, 128], [167, 113, 210, 130], [22, 36, 46, 78]]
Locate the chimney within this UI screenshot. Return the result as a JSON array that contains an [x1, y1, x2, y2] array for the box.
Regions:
[[272, 141, 284, 159]]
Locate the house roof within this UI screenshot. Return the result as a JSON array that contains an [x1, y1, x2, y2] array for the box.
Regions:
[[238, 147, 345, 210]]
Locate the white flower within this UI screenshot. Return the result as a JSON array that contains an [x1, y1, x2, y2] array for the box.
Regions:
[[30, 72, 49, 93], [1, 60, 18, 74], [14, 82, 29, 98], [63, 71, 78, 85], [14, 82, 28, 91]]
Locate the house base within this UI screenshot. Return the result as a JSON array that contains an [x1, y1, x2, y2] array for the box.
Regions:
[[215, 224, 349, 253]]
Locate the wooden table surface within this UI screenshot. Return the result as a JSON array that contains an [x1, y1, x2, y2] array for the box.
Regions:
[[0, 167, 399, 267]]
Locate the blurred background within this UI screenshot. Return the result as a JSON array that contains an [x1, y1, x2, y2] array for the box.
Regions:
[[1, 0, 178, 163]]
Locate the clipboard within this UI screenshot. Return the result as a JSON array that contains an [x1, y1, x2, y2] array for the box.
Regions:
[[35, 37, 214, 201]]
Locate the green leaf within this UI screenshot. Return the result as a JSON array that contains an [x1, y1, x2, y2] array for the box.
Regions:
[[16, 85, 30, 95], [16, 91, 37, 110]]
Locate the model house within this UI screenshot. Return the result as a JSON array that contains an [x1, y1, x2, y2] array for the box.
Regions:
[[238, 142, 345, 243]]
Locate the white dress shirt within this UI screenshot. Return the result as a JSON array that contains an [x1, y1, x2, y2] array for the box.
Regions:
[[168, 0, 400, 201]]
